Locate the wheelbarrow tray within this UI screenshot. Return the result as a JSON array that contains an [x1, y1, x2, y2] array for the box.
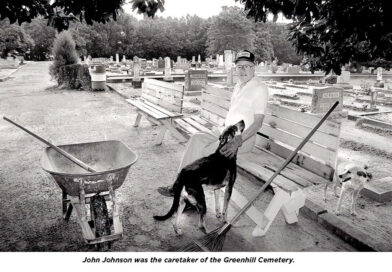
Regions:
[[41, 140, 137, 196]]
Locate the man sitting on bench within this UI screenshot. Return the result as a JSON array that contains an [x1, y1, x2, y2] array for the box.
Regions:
[[158, 50, 269, 196]]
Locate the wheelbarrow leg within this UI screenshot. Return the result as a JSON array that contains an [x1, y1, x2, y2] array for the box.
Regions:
[[62, 190, 73, 221], [107, 174, 123, 237], [70, 179, 95, 241]]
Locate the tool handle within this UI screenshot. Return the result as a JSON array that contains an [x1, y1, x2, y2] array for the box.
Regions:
[[224, 101, 339, 230], [3, 116, 96, 173]]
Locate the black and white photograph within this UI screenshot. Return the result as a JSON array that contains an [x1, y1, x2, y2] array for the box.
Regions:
[[0, 0, 391, 269]]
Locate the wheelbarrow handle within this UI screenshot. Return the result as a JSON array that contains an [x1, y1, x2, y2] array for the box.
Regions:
[[3, 116, 96, 173]]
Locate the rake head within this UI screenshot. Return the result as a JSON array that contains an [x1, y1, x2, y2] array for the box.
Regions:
[[177, 223, 232, 252]]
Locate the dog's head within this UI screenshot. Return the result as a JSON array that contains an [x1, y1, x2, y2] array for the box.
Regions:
[[217, 120, 245, 151], [338, 164, 373, 183]]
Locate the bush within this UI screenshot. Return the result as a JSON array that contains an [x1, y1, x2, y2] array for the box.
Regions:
[[49, 31, 79, 84], [58, 64, 91, 90]]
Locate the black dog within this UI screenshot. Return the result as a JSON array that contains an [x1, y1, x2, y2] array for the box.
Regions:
[[153, 120, 245, 235]]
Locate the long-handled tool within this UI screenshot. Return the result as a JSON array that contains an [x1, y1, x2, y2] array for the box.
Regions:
[[3, 116, 97, 173], [179, 101, 340, 252]]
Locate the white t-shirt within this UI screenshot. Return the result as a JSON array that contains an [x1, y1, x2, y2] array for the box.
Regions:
[[224, 76, 269, 131]]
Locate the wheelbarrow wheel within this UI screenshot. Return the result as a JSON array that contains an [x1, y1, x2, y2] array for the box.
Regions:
[[91, 194, 112, 251]]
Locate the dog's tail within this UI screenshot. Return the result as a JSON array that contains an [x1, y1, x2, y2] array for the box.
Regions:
[[153, 172, 185, 221]]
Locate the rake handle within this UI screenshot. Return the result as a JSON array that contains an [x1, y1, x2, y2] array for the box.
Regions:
[[3, 116, 96, 173], [220, 101, 339, 233]]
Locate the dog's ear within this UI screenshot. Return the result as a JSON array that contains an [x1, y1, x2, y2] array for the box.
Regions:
[[364, 165, 368, 170], [237, 120, 245, 133]]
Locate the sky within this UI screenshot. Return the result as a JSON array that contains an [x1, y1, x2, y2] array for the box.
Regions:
[[123, 0, 289, 22]]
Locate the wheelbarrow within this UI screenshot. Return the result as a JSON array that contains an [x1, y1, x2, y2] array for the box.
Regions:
[[41, 140, 138, 246]]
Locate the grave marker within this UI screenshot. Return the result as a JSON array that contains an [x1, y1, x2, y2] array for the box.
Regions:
[[164, 57, 173, 81], [310, 86, 343, 113], [185, 69, 208, 95], [219, 55, 224, 68], [132, 56, 142, 88], [287, 66, 300, 74], [337, 71, 350, 84], [158, 57, 165, 69], [152, 58, 158, 69], [116, 54, 119, 63], [377, 67, 383, 81]]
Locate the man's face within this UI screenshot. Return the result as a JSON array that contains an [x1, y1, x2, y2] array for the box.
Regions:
[[235, 60, 255, 83]]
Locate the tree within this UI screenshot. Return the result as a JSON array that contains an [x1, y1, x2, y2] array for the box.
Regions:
[[253, 22, 274, 63], [206, 6, 255, 56], [268, 23, 302, 65], [49, 31, 78, 81], [234, 0, 392, 74], [23, 18, 56, 60], [1, 0, 127, 31], [0, 19, 34, 58]]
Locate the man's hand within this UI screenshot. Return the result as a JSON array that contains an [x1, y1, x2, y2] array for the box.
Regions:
[[220, 135, 242, 158]]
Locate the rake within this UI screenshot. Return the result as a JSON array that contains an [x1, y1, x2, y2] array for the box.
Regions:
[[179, 101, 339, 252]]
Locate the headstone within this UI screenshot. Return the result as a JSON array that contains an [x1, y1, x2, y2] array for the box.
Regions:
[[132, 58, 141, 88], [152, 58, 158, 68], [310, 86, 344, 113], [255, 65, 269, 73], [176, 61, 190, 70], [116, 54, 119, 63], [219, 55, 224, 68], [158, 57, 165, 69], [198, 54, 201, 64], [140, 59, 147, 69], [191, 56, 196, 68], [216, 54, 219, 66], [224, 50, 233, 71], [122, 55, 126, 63], [177, 56, 181, 63], [185, 70, 208, 95], [287, 66, 300, 74], [164, 57, 173, 81], [377, 67, 383, 81], [337, 71, 350, 84], [110, 56, 114, 63]]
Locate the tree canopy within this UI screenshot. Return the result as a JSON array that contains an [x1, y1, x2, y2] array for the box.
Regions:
[[0, 0, 127, 31], [206, 7, 255, 56], [235, 0, 392, 73]]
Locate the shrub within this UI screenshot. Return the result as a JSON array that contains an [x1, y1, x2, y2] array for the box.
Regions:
[[49, 31, 79, 83]]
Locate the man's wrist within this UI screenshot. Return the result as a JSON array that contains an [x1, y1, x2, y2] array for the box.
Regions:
[[235, 135, 243, 147]]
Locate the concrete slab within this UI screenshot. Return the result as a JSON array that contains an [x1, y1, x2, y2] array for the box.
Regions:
[[362, 177, 392, 202]]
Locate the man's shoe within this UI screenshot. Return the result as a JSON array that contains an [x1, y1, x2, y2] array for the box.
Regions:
[[157, 186, 174, 197]]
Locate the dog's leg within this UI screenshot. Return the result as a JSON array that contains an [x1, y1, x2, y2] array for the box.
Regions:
[[214, 189, 222, 219], [350, 190, 360, 216], [332, 181, 341, 198], [195, 188, 208, 234], [335, 187, 346, 216], [173, 194, 186, 236], [222, 168, 236, 222], [323, 182, 329, 202]]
